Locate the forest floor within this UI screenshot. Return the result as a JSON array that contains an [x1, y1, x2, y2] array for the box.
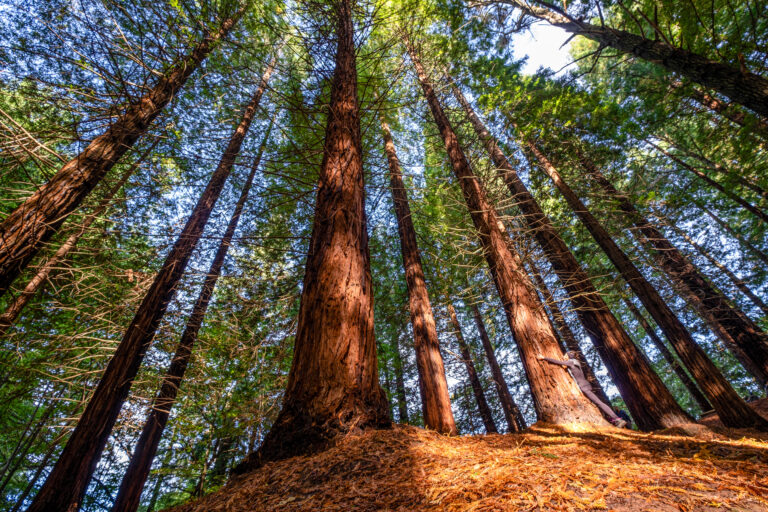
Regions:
[[168, 412, 768, 511]]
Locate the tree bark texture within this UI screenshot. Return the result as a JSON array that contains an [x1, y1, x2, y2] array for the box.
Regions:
[[234, 1, 389, 473], [380, 116, 456, 434], [528, 142, 764, 428], [110, 122, 271, 512], [447, 304, 498, 434], [27, 58, 272, 512], [582, 160, 768, 392], [451, 85, 689, 429], [0, 10, 243, 297], [408, 43, 607, 426], [470, 304, 526, 432], [500, 0, 768, 117]]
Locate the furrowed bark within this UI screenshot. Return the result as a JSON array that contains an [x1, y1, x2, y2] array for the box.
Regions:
[[0, 141, 157, 336], [28, 58, 273, 512], [471, 303, 526, 432], [495, 0, 768, 117], [408, 42, 607, 426], [621, 298, 712, 412], [380, 115, 456, 434], [526, 141, 764, 428], [234, 0, 389, 473], [110, 122, 272, 512], [0, 9, 244, 297], [582, 159, 768, 390], [451, 84, 689, 429], [447, 303, 498, 434]]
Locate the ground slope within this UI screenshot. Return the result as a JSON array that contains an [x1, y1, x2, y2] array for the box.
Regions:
[[168, 423, 768, 511]]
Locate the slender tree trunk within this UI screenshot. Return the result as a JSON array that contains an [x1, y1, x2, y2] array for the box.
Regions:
[[110, 121, 272, 512], [647, 140, 768, 225], [526, 141, 765, 428], [408, 42, 607, 426], [379, 116, 456, 434], [8, 430, 67, 512], [526, 260, 611, 406], [392, 331, 409, 423], [234, 1, 389, 473], [0, 141, 157, 335], [447, 303, 498, 434], [621, 298, 712, 412], [582, 159, 768, 390], [28, 60, 273, 512], [661, 216, 768, 317], [380, 347, 395, 420], [470, 304, 526, 431], [0, 10, 243, 296], [693, 199, 768, 267], [683, 84, 768, 140], [499, 0, 768, 117], [451, 84, 689, 429]]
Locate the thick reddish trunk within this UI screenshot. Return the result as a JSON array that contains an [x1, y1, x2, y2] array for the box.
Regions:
[[526, 260, 611, 407], [110, 123, 271, 512], [583, 161, 768, 390], [27, 62, 272, 512], [621, 298, 712, 412], [451, 85, 688, 429], [447, 304, 498, 434], [470, 304, 526, 432], [234, 1, 389, 473], [0, 141, 157, 336], [408, 44, 606, 426], [505, 0, 768, 117], [0, 11, 243, 297], [380, 116, 456, 434], [528, 143, 764, 428]]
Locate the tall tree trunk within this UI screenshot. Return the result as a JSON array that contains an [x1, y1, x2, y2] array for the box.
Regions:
[[661, 216, 768, 317], [499, 0, 768, 117], [470, 304, 526, 432], [408, 41, 607, 426], [27, 60, 273, 512], [526, 260, 611, 406], [447, 303, 498, 434], [621, 298, 712, 412], [392, 331, 409, 424], [647, 140, 768, 225], [0, 141, 157, 336], [379, 116, 456, 434], [526, 141, 765, 428], [681, 83, 768, 140], [582, 159, 768, 390], [0, 10, 244, 296], [110, 121, 272, 512], [451, 84, 689, 429], [693, 199, 768, 267], [234, 1, 389, 473]]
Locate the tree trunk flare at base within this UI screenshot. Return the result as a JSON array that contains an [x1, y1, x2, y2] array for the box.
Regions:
[[0, 141, 158, 336], [0, 9, 244, 297], [621, 298, 712, 413], [407, 41, 607, 427], [233, 1, 389, 474], [27, 59, 273, 512], [526, 142, 765, 429], [526, 259, 611, 407], [110, 122, 272, 512], [450, 84, 689, 429], [447, 304, 498, 434], [500, 0, 768, 117], [471, 304, 526, 432], [379, 116, 456, 435], [582, 159, 768, 392]]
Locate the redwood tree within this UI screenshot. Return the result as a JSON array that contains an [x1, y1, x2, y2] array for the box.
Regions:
[[380, 115, 456, 434], [234, 0, 389, 473], [0, 8, 244, 297], [408, 39, 607, 426], [26, 59, 275, 512]]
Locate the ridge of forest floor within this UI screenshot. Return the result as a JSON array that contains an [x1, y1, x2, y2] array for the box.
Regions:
[[167, 416, 768, 511]]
